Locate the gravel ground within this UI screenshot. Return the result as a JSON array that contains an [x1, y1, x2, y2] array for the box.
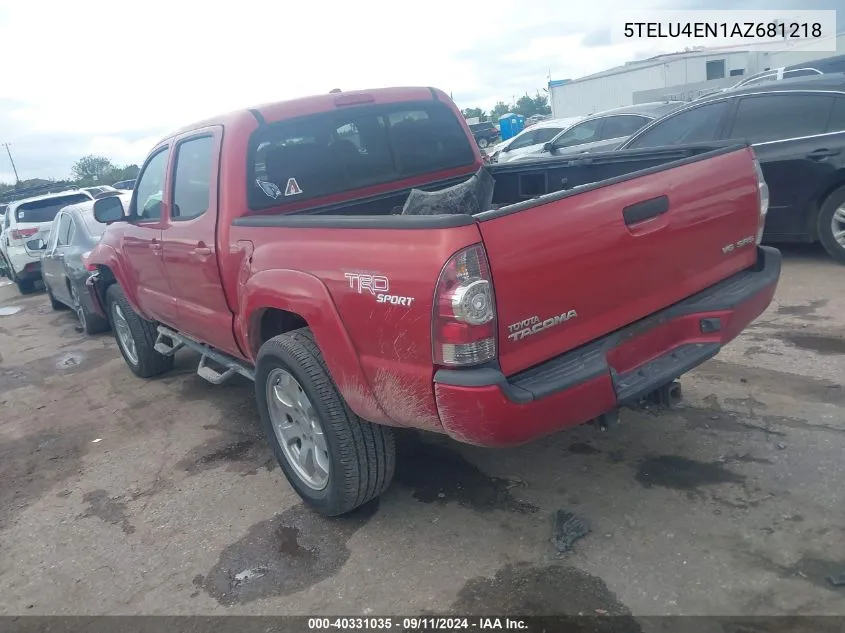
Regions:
[[0, 245, 843, 618]]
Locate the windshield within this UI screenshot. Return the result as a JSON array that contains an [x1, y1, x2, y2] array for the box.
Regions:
[[15, 194, 91, 224]]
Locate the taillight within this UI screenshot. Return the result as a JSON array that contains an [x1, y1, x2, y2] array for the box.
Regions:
[[9, 228, 37, 241], [752, 153, 769, 244], [432, 244, 497, 367]]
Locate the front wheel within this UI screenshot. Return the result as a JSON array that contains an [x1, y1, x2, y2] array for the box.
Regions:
[[477, 137, 489, 149], [255, 328, 395, 516], [818, 186, 845, 264], [106, 284, 173, 378]]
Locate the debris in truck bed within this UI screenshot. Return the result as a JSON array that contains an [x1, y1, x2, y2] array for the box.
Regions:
[[551, 510, 590, 553], [401, 167, 494, 216]]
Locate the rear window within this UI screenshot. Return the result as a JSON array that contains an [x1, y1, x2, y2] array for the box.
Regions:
[[81, 209, 107, 237], [15, 194, 90, 223], [248, 101, 475, 210]]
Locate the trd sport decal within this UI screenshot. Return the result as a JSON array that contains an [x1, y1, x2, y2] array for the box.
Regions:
[[344, 272, 415, 307]]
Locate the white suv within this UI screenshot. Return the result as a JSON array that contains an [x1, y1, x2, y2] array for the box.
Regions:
[[0, 189, 93, 294]]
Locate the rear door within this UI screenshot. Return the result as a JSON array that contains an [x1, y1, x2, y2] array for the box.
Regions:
[[159, 127, 239, 356], [723, 91, 839, 239], [478, 146, 763, 376]]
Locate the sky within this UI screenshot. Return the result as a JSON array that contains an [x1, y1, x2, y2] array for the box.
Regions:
[[0, 0, 841, 184]]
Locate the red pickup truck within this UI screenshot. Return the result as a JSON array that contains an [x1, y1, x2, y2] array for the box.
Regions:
[[85, 87, 781, 516]]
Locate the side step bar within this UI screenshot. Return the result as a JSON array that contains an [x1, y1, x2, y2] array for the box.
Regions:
[[154, 326, 255, 385]]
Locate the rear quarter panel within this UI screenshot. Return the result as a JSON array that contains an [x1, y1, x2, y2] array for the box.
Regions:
[[233, 222, 481, 429]]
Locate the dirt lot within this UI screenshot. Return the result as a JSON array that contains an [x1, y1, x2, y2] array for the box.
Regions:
[[0, 246, 844, 617]]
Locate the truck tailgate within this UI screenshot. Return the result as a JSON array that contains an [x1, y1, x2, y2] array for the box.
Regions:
[[478, 146, 762, 376]]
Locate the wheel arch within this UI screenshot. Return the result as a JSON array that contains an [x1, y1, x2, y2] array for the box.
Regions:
[[240, 269, 392, 424]]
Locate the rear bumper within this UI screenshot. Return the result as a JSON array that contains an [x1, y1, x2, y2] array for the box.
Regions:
[[433, 246, 782, 447], [6, 245, 42, 278]]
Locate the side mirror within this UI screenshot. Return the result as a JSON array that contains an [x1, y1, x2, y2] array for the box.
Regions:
[[28, 238, 47, 251], [543, 142, 553, 153], [93, 196, 126, 224]]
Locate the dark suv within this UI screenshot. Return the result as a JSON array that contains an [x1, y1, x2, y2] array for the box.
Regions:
[[619, 75, 845, 263], [468, 121, 499, 149]]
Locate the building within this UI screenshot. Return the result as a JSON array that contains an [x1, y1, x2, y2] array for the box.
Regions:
[[549, 32, 845, 117]]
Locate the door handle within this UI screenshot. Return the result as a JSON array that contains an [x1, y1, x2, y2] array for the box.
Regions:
[[191, 242, 212, 260], [623, 195, 670, 226], [806, 148, 840, 160]]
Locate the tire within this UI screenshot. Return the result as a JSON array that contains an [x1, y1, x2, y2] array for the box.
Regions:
[[71, 282, 109, 335], [477, 137, 489, 149], [106, 284, 173, 378], [46, 284, 66, 310], [16, 278, 35, 294], [818, 185, 845, 264], [255, 327, 396, 516]]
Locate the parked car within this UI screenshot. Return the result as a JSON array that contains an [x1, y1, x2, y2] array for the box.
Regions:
[[726, 55, 845, 91], [0, 189, 93, 293], [488, 116, 583, 164], [84, 86, 779, 516], [618, 75, 845, 263], [112, 179, 136, 191], [82, 185, 122, 199], [468, 121, 500, 148], [41, 197, 121, 333], [508, 102, 685, 163]]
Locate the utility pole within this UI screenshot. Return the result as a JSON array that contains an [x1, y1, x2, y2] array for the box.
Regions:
[[2, 143, 20, 187]]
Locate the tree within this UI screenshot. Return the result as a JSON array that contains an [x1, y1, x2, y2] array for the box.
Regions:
[[490, 101, 510, 122], [461, 107, 487, 122], [513, 92, 552, 118], [71, 155, 116, 184]]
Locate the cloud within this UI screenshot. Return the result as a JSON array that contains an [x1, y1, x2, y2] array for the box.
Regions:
[[0, 0, 841, 181]]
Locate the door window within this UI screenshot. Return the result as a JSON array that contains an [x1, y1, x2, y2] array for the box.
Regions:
[[56, 213, 73, 246], [601, 115, 650, 140], [172, 136, 214, 220], [728, 93, 835, 143], [551, 118, 602, 150], [626, 100, 730, 149], [133, 148, 170, 221], [47, 213, 63, 250]]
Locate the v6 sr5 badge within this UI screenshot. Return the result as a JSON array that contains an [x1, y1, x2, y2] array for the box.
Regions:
[[344, 273, 415, 307]]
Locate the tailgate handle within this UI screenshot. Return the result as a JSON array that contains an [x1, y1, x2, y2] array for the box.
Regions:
[[623, 195, 669, 226]]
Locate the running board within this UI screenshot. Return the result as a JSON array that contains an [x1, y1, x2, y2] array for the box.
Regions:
[[155, 326, 255, 384]]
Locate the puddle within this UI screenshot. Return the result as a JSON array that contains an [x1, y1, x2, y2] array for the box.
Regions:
[[777, 333, 845, 356], [636, 455, 745, 491], [194, 502, 378, 605], [394, 435, 538, 514], [450, 563, 638, 622], [776, 299, 829, 321], [569, 442, 601, 455], [0, 347, 118, 390], [0, 306, 22, 316], [78, 490, 135, 535]]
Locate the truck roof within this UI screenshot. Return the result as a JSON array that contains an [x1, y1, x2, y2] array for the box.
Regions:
[[168, 86, 449, 140]]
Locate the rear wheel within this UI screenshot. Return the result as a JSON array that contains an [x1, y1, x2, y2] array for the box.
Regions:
[[818, 186, 845, 264], [106, 284, 173, 378], [477, 137, 489, 149], [16, 278, 35, 294], [71, 282, 108, 335], [255, 328, 395, 516], [46, 284, 65, 310]]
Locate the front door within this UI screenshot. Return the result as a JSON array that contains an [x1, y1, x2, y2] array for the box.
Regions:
[[159, 128, 239, 356], [122, 146, 180, 325]]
